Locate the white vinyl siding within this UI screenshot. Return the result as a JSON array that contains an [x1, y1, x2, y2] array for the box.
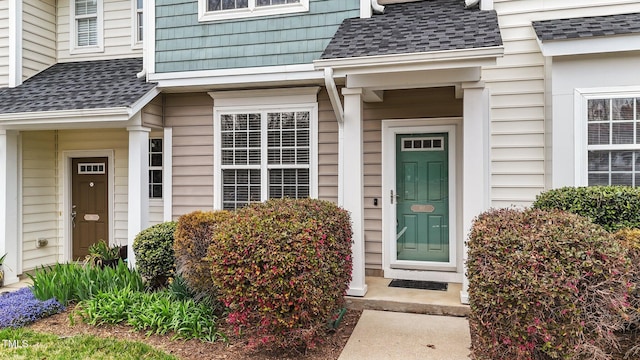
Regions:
[[0, 0, 9, 87], [22, 0, 56, 80], [486, 0, 640, 208], [58, 0, 142, 61]]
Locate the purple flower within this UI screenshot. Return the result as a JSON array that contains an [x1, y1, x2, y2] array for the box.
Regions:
[[0, 287, 65, 328]]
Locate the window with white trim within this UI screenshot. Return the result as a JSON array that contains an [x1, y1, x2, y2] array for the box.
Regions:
[[134, 0, 143, 43], [74, 0, 99, 47], [586, 96, 640, 186], [219, 110, 311, 210], [149, 138, 163, 199], [199, 0, 308, 21]]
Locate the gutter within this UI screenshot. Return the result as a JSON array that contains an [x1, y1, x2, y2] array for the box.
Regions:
[[371, 0, 384, 14]]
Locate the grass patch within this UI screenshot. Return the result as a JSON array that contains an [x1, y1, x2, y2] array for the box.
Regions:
[[0, 328, 176, 360]]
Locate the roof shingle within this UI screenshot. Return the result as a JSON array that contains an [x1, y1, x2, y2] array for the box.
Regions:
[[320, 0, 502, 60], [0, 58, 156, 114], [533, 13, 640, 41]]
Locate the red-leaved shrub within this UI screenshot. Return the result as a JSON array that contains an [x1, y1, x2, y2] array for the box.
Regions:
[[173, 210, 230, 301], [208, 198, 352, 350], [467, 208, 632, 360]]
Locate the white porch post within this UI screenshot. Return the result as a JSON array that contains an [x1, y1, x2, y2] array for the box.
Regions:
[[342, 87, 367, 297], [461, 81, 490, 304], [127, 125, 150, 268], [0, 130, 20, 285]]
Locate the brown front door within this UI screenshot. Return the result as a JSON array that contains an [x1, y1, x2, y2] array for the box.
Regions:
[[72, 157, 109, 260]]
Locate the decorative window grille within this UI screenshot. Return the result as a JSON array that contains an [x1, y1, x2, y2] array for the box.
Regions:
[[149, 138, 163, 199], [401, 137, 445, 151], [78, 163, 105, 175], [587, 97, 640, 186], [75, 0, 98, 46], [220, 111, 311, 210]]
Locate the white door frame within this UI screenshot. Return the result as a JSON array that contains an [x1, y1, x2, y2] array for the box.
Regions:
[[62, 150, 115, 262], [382, 118, 462, 283]]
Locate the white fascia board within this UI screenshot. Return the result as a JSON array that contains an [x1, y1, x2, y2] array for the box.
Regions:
[[0, 108, 131, 130], [129, 88, 161, 116], [148, 64, 324, 89], [313, 46, 504, 76], [538, 34, 640, 57], [481, 0, 493, 10]]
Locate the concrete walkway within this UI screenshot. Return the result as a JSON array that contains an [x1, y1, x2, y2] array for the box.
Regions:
[[339, 310, 471, 360]]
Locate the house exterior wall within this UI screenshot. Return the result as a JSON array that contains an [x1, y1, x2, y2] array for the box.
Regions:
[[57, 0, 142, 62], [0, 0, 9, 87], [154, 0, 360, 73], [22, 0, 56, 80], [486, 0, 640, 207]]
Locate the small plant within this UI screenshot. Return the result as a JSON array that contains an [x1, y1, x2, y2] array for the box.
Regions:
[[174, 210, 230, 302], [85, 240, 122, 268], [209, 198, 352, 350], [29, 261, 144, 305], [74, 287, 225, 342], [467, 208, 632, 360], [0, 253, 6, 287], [0, 253, 6, 265], [133, 221, 177, 289], [0, 288, 64, 328], [533, 186, 640, 232]]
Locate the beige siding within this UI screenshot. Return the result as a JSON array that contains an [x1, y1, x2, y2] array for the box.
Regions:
[[57, 129, 130, 246], [317, 89, 339, 203], [487, 0, 640, 207], [0, 0, 9, 87], [22, 131, 59, 271], [57, 0, 141, 62], [361, 87, 462, 270], [143, 95, 164, 128], [165, 93, 214, 216], [22, 0, 56, 80]]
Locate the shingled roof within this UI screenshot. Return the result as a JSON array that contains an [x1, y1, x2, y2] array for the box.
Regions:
[[0, 58, 156, 114], [320, 0, 502, 60], [533, 13, 640, 41]]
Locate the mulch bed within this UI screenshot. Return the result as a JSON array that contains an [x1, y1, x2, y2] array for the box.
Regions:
[[28, 307, 362, 360]]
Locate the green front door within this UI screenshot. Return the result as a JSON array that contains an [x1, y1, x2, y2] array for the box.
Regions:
[[396, 133, 449, 262]]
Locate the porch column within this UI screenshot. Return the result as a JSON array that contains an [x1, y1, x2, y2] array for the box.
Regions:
[[461, 81, 490, 304], [127, 125, 150, 268], [0, 130, 20, 285], [342, 87, 367, 297]]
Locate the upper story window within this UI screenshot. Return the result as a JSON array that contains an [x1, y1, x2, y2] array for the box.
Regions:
[[134, 0, 143, 44], [583, 95, 640, 186], [199, 0, 308, 22], [71, 0, 103, 53]]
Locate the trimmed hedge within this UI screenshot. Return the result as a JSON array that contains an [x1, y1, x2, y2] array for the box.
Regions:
[[467, 208, 632, 360], [133, 221, 177, 289], [208, 198, 352, 349], [532, 186, 640, 232], [173, 210, 231, 302], [613, 229, 640, 331]]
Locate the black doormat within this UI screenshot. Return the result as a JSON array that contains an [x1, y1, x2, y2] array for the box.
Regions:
[[388, 279, 448, 291]]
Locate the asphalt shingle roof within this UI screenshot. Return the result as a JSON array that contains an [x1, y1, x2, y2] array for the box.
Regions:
[[320, 0, 502, 60], [0, 57, 156, 114], [533, 13, 640, 41]]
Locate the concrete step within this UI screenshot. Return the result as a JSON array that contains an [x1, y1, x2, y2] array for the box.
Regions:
[[344, 277, 470, 317]]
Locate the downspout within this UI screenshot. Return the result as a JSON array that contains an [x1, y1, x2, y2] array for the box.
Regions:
[[371, 0, 384, 14], [323, 68, 345, 206]]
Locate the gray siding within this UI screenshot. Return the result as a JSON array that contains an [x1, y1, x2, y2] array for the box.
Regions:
[[155, 0, 360, 72]]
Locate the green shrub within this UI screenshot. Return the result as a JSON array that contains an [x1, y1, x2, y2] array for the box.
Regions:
[[532, 186, 640, 232], [467, 208, 632, 360], [174, 210, 230, 301], [133, 221, 177, 289], [29, 261, 144, 305], [208, 198, 352, 350], [74, 287, 225, 342]]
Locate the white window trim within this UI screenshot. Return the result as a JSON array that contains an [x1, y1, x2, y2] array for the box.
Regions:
[[210, 87, 319, 210], [70, 0, 104, 54], [198, 0, 309, 22], [131, 0, 143, 49], [575, 86, 640, 186]]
